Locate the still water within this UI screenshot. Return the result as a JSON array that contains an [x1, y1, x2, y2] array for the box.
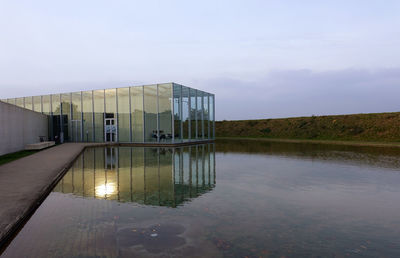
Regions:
[[2, 140, 400, 257]]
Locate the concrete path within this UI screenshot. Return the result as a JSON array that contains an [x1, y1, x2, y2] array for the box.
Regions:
[[0, 143, 91, 246]]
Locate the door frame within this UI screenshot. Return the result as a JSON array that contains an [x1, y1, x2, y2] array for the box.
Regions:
[[104, 118, 117, 142]]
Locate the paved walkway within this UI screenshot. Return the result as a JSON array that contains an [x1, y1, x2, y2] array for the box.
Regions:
[[0, 143, 93, 246]]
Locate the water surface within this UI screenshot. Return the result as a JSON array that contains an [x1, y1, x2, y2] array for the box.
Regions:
[[2, 140, 400, 257]]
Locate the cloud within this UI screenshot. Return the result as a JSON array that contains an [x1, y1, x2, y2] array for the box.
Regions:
[[193, 68, 400, 120], [2, 68, 400, 121]]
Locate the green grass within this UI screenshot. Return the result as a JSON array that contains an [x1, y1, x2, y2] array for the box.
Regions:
[[0, 150, 39, 166], [216, 112, 400, 142]]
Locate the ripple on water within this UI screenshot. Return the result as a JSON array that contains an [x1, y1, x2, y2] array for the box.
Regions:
[[117, 223, 186, 253]]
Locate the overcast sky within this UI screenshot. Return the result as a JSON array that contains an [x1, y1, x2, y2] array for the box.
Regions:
[[1, 0, 399, 120]]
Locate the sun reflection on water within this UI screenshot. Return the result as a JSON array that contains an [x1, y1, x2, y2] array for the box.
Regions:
[[95, 183, 116, 198]]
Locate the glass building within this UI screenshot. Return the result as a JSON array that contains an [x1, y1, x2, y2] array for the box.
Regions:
[[1, 83, 215, 144]]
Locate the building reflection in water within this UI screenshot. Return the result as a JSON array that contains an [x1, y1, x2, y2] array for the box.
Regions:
[[53, 144, 216, 207]]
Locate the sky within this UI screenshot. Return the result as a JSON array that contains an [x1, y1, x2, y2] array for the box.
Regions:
[[0, 0, 399, 120]]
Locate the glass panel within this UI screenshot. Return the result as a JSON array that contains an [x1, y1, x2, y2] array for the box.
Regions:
[[105, 89, 116, 142], [42, 95, 50, 115], [105, 89, 116, 114], [52, 94, 60, 115], [131, 86, 144, 142], [144, 84, 158, 142], [33, 96, 42, 113], [61, 93, 71, 142], [71, 92, 82, 142], [24, 97, 32, 110], [7, 98, 16, 105], [117, 87, 130, 142], [182, 86, 190, 141], [203, 94, 209, 139], [173, 84, 182, 142], [15, 97, 24, 108], [158, 83, 172, 143], [93, 90, 104, 142], [209, 94, 215, 139], [190, 89, 197, 140], [50, 94, 61, 142], [82, 91, 93, 142], [197, 91, 203, 139]]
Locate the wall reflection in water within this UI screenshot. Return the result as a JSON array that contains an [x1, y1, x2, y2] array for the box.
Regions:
[[53, 144, 215, 207]]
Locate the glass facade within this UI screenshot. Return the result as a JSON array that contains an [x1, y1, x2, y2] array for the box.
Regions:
[[61, 93, 71, 141], [42, 95, 50, 115], [25, 96, 33, 110], [197, 91, 204, 139], [173, 84, 182, 142], [158, 83, 173, 142], [144, 84, 158, 142], [33, 96, 42, 113], [190, 88, 197, 140], [2, 83, 214, 144], [117, 87, 130, 142], [82, 91, 93, 142], [71, 92, 82, 142], [15, 97, 24, 108], [131, 86, 144, 142], [203, 93, 209, 139], [93, 90, 104, 142], [182, 86, 190, 141]]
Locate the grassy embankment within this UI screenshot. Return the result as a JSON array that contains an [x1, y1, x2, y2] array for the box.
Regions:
[[216, 112, 400, 145], [0, 150, 38, 166]]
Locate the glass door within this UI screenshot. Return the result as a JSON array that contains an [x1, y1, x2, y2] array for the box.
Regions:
[[105, 118, 116, 142]]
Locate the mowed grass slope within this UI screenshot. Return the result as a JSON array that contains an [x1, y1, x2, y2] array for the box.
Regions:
[[216, 112, 400, 142]]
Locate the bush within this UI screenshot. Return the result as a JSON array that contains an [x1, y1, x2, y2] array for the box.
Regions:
[[348, 126, 364, 135], [247, 120, 258, 127], [260, 128, 271, 134], [298, 121, 308, 128]]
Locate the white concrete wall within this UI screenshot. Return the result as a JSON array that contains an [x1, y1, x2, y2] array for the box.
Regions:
[[0, 101, 48, 156]]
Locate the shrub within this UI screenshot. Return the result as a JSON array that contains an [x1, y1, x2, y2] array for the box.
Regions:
[[260, 128, 271, 134], [348, 126, 364, 135], [247, 120, 258, 127], [298, 121, 308, 128]]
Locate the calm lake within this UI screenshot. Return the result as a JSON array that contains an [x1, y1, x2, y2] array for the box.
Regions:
[[2, 139, 400, 257]]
